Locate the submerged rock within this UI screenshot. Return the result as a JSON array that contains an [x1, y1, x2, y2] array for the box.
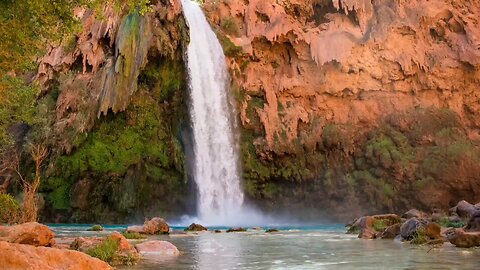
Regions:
[[0, 241, 112, 270], [185, 223, 208, 232], [0, 222, 55, 247], [226, 227, 247, 233], [135, 241, 180, 256], [446, 229, 480, 248], [266, 228, 280, 233]]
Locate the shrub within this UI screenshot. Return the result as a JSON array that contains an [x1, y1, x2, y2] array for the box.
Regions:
[[86, 238, 119, 263], [0, 193, 20, 224], [122, 231, 146, 239], [438, 218, 465, 228]]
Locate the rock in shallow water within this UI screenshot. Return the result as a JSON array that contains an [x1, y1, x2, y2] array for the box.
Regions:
[[226, 227, 247, 233], [0, 222, 55, 247], [185, 223, 208, 232], [135, 241, 180, 256], [0, 241, 112, 270], [446, 229, 480, 248]]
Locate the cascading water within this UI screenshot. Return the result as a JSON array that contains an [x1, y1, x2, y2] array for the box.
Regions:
[[182, 0, 246, 226]]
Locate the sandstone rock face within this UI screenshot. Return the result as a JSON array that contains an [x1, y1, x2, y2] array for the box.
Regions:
[[135, 241, 180, 256], [203, 0, 480, 221], [143, 217, 170, 234], [0, 241, 112, 270], [0, 222, 55, 247]]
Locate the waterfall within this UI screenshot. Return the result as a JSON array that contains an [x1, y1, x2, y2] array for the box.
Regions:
[[182, 0, 245, 226]]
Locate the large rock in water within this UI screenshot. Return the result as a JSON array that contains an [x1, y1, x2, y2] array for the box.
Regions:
[[465, 211, 480, 232], [399, 218, 441, 241], [135, 241, 179, 256], [446, 229, 480, 248], [0, 222, 55, 246], [143, 217, 170, 234], [185, 223, 208, 232], [0, 241, 112, 270], [126, 225, 145, 234], [347, 214, 402, 239]]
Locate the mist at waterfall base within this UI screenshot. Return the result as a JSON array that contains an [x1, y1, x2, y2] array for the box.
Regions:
[[180, 0, 290, 227]]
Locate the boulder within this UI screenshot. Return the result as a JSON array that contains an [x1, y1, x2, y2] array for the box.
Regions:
[[400, 218, 442, 242], [450, 200, 479, 219], [143, 217, 169, 235], [347, 214, 402, 239], [403, 209, 428, 219], [380, 223, 401, 239], [266, 228, 279, 233], [446, 229, 480, 248], [226, 227, 247, 233], [71, 232, 139, 265], [465, 212, 480, 232], [0, 241, 112, 270], [0, 222, 55, 246], [135, 241, 180, 256], [185, 223, 208, 232]]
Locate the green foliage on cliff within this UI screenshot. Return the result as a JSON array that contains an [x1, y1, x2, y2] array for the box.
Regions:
[[0, 76, 40, 154]]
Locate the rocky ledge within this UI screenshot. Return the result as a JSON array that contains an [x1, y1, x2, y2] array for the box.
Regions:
[[0, 217, 180, 269], [347, 200, 480, 248]]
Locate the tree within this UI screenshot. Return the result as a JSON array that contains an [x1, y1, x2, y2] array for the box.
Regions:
[[11, 144, 48, 223]]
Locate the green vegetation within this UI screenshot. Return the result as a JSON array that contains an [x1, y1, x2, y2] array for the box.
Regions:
[[220, 16, 239, 36], [86, 237, 119, 263], [217, 32, 242, 57], [0, 193, 20, 224], [410, 229, 429, 245], [372, 219, 388, 232], [91, 225, 104, 231], [438, 218, 465, 228], [122, 231, 146, 239]]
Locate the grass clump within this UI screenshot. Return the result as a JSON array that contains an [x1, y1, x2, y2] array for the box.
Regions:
[[90, 224, 104, 231], [438, 218, 465, 228], [373, 219, 388, 232], [86, 238, 119, 263], [410, 229, 429, 245], [122, 231, 146, 239]]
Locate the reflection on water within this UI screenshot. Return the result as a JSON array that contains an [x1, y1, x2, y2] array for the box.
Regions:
[[51, 225, 480, 270]]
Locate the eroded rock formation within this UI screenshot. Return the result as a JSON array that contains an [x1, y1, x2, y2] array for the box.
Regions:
[[203, 0, 480, 220]]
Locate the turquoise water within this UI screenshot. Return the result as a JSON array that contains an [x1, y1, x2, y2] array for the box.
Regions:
[[50, 225, 480, 270]]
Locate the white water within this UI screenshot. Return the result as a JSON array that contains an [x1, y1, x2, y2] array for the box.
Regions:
[[182, 0, 249, 226]]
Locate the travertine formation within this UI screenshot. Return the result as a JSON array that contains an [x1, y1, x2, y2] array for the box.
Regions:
[[204, 0, 480, 218]]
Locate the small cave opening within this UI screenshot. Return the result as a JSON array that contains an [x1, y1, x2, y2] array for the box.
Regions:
[[312, 0, 360, 27]]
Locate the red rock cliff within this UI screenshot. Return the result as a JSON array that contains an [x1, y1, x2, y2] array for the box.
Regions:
[[203, 0, 480, 220]]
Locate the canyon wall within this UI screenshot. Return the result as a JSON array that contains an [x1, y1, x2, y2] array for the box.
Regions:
[[203, 0, 480, 220], [35, 0, 195, 223]]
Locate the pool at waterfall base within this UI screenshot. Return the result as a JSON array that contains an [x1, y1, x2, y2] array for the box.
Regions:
[[50, 224, 480, 270]]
